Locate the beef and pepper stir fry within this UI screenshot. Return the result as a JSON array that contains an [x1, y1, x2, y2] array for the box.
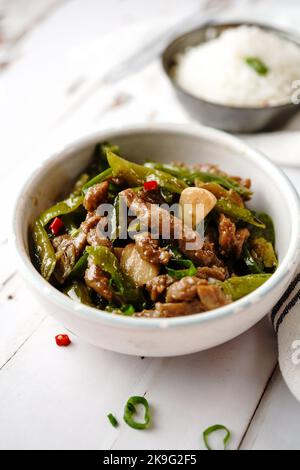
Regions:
[[30, 143, 277, 318]]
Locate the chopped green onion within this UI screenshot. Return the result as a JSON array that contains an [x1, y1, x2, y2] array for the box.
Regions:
[[121, 304, 135, 315], [82, 168, 112, 194], [166, 259, 197, 279], [107, 413, 119, 428], [123, 396, 151, 430], [245, 57, 269, 76], [203, 424, 231, 450], [67, 251, 89, 280]]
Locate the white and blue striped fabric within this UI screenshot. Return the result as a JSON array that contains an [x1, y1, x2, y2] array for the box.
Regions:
[[271, 273, 300, 401]]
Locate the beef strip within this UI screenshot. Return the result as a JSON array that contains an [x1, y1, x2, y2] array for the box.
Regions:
[[81, 212, 101, 234], [52, 212, 102, 284], [138, 188, 168, 205], [197, 283, 231, 310], [86, 227, 112, 249], [146, 274, 174, 301], [228, 189, 244, 207], [52, 234, 68, 251], [189, 240, 223, 267], [196, 266, 228, 281], [84, 258, 113, 301], [83, 180, 109, 212], [121, 188, 224, 267], [135, 299, 204, 318], [52, 236, 77, 284], [120, 188, 203, 255], [134, 232, 171, 265], [218, 214, 250, 258], [165, 276, 203, 303], [86, 215, 113, 249]]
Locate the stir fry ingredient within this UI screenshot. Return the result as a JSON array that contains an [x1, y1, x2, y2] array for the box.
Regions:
[[55, 334, 71, 347], [123, 396, 151, 430], [245, 56, 269, 76], [107, 413, 119, 428], [203, 424, 231, 450], [30, 142, 277, 318]]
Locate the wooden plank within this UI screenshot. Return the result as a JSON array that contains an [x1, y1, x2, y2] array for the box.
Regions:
[[240, 368, 300, 450], [0, 271, 46, 370], [0, 315, 277, 450], [1, 0, 300, 450]]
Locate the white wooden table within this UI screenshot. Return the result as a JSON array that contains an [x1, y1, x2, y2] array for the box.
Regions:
[[1, 0, 300, 450]]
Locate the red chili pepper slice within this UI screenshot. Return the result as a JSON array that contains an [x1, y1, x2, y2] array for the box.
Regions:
[[49, 217, 64, 236], [143, 180, 158, 191], [55, 334, 71, 347]]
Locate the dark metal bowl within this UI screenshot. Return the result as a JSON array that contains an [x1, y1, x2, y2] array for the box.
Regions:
[[162, 22, 300, 133]]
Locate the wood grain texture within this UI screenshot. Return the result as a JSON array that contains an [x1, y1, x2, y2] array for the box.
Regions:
[[1, 0, 300, 450], [0, 316, 276, 450], [240, 368, 300, 450]]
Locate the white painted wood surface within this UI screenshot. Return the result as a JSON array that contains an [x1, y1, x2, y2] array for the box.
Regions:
[[1, 0, 300, 450]]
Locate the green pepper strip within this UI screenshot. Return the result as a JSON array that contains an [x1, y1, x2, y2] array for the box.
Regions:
[[107, 151, 187, 194], [219, 274, 271, 301], [38, 194, 84, 227], [86, 246, 143, 307], [32, 219, 56, 280], [82, 168, 112, 194], [250, 212, 275, 244], [63, 280, 94, 306], [67, 251, 89, 280], [32, 193, 84, 280], [123, 396, 151, 430], [203, 424, 231, 450], [121, 304, 135, 315], [107, 413, 119, 428], [214, 199, 265, 228], [166, 259, 197, 279], [243, 244, 264, 274], [144, 162, 251, 198]]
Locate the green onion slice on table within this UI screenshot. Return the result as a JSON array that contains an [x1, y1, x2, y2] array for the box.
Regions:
[[203, 424, 231, 450], [123, 396, 151, 430], [107, 413, 119, 428]]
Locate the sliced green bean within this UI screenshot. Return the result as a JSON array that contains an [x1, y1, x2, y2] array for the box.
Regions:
[[220, 274, 271, 301], [144, 162, 251, 198], [215, 199, 265, 228], [32, 219, 56, 280], [107, 151, 187, 194], [63, 280, 94, 306]]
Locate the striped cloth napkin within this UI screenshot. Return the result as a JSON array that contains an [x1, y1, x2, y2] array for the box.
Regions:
[[243, 130, 300, 401], [271, 273, 300, 401]]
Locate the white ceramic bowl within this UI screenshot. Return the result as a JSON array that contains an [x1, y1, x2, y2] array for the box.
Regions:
[[12, 124, 300, 357]]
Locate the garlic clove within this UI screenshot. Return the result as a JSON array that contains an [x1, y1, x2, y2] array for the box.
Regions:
[[179, 187, 217, 228]]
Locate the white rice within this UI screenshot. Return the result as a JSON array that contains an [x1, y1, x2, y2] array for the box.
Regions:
[[175, 26, 300, 107]]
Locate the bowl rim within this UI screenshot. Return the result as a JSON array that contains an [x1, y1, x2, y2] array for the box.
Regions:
[[12, 123, 300, 330], [162, 20, 300, 111]]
